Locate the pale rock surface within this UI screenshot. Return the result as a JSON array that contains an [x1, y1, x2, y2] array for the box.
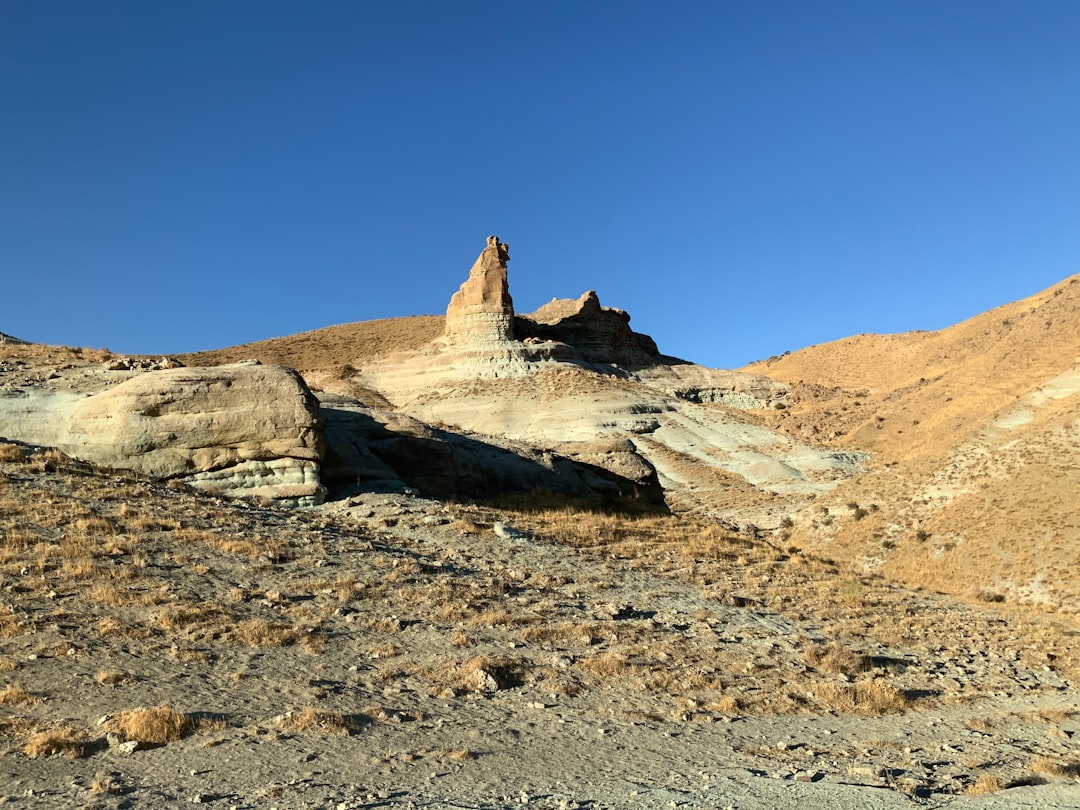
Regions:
[[0, 363, 325, 505], [318, 392, 661, 502], [345, 235, 860, 527]]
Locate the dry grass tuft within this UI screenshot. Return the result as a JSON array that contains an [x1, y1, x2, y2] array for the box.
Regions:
[[276, 707, 357, 736], [234, 618, 299, 647], [1030, 756, 1080, 778], [440, 748, 474, 761], [804, 641, 872, 676], [0, 658, 18, 672], [964, 773, 1006, 794], [813, 679, 911, 715], [24, 725, 90, 758], [578, 651, 634, 681], [96, 670, 132, 686], [0, 684, 41, 705], [109, 705, 192, 744], [0, 443, 26, 463]]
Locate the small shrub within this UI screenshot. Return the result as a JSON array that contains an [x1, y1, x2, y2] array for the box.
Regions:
[[1030, 756, 1080, 778], [109, 705, 192, 744], [804, 642, 871, 676], [0, 684, 40, 705], [24, 726, 89, 758], [964, 773, 1005, 795], [813, 679, 910, 715]]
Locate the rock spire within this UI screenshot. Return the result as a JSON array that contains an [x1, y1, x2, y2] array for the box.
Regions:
[[444, 236, 515, 345]]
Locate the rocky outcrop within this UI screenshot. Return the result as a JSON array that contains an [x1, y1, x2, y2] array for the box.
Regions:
[[0, 332, 28, 344], [444, 236, 515, 346], [519, 290, 660, 365], [0, 362, 326, 506], [318, 393, 663, 504]]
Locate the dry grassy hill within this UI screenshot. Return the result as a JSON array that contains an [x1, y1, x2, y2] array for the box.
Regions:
[[744, 275, 1080, 610], [180, 315, 445, 374]]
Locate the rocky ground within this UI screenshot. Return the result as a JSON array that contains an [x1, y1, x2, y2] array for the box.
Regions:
[[2, 447, 1080, 808]]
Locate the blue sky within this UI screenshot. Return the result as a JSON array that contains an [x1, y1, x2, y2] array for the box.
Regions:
[[2, 1, 1077, 368]]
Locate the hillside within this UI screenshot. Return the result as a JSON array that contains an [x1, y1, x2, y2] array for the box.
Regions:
[[180, 315, 445, 373], [4, 248, 1080, 806], [744, 275, 1080, 609]]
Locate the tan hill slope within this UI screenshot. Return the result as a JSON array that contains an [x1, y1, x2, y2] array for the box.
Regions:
[[180, 314, 445, 373], [745, 275, 1080, 610], [743, 275, 1080, 461]]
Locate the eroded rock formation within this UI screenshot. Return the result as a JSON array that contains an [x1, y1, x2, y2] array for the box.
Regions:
[[444, 235, 515, 346], [0, 362, 326, 506], [519, 290, 659, 365]]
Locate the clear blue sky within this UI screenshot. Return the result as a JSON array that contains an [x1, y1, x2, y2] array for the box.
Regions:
[[2, 1, 1078, 368]]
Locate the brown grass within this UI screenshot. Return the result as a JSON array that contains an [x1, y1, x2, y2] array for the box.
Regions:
[[276, 707, 356, 736], [804, 641, 872, 676], [1030, 756, 1080, 778], [234, 618, 300, 647], [578, 651, 634, 681], [0, 684, 41, 705], [96, 670, 132, 686], [108, 705, 192, 744], [964, 773, 1006, 794], [24, 725, 90, 758], [812, 680, 911, 715]]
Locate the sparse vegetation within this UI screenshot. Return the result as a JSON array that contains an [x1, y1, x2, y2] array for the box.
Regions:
[[276, 707, 357, 736], [23, 725, 90, 758], [108, 705, 193, 744]]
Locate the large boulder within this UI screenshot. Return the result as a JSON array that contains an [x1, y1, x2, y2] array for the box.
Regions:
[[0, 362, 326, 505], [444, 236, 515, 346]]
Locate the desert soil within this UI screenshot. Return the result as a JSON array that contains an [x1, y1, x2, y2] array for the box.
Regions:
[[3, 447, 1080, 809]]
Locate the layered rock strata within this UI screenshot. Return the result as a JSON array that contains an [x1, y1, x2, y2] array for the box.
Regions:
[[0, 362, 326, 505], [444, 235, 515, 346], [518, 290, 660, 365]]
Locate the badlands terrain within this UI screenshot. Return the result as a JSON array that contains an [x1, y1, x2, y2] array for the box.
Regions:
[[1, 238, 1079, 808]]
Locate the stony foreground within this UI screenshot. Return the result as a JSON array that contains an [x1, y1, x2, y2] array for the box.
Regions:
[[2, 448, 1080, 808]]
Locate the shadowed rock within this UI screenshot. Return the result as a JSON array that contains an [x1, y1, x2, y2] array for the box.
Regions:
[[518, 290, 660, 365]]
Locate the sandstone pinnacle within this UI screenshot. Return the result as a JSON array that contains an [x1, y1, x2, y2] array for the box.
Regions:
[[444, 235, 515, 345]]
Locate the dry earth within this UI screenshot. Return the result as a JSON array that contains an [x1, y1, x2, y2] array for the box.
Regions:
[[2, 445, 1080, 808], [743, 274, 1080, 611]]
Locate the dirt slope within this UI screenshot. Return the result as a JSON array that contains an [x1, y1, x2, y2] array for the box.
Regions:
[[3, 444, 1080, 808], [744, 275, 1080, 609], [180, 315, 445, 373]]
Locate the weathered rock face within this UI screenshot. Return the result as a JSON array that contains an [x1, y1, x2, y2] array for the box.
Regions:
[[0, 332, 28, 345], [318, 393, 663, 504], [518, 290, 660, 365], [0, 363, 326, 506], [444, 236, 515, 345]]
